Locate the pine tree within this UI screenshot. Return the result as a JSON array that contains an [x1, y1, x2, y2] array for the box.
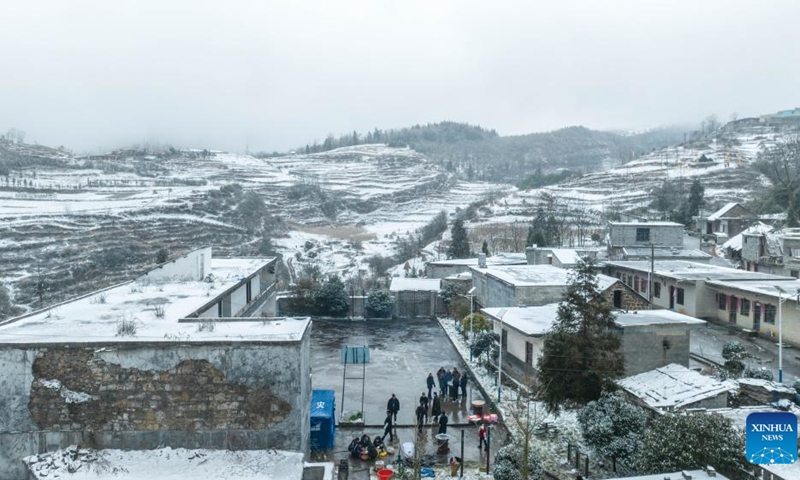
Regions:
[[481, 240, 490, 256], [447, 218, 470, 259], [537, 259, 624, 413], [314, 275, 350, 317]]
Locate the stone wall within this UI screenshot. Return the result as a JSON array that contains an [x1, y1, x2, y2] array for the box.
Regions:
[[618, 325, 692, 376], [601, 282, 649, 311], [0, 338, 310, 480]]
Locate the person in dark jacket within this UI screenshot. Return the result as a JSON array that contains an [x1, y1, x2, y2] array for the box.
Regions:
[[437, 367, 446, 396], [431, 392, 442, 422], [438, 411, 449, 435], [419, 393, 429, 422], [426, 373, 435, 399], [451, 369, 460, 401], [415, 404, 425, 432], [383, 410, 394, 442], [443, 370, 453, 400], [460, 373, 468, 399], [387, 394, 400, 422]]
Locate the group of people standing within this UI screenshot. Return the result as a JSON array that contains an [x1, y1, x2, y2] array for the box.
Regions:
[[435, 367, 467, 401], [382, 367, 469, 443]]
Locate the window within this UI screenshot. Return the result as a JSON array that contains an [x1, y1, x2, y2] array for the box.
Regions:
[[754, 302, 761, 323], [636, 228, 650, 242], [654, 282, 661, 298], [676, 288, 685, 305], [525, 342, 533, 366], [634, 276, 640, 292], [764, 304, 776, 324], [501, 329, 508, 350], [741, 298, 750, 316], [246, 279, 252, 303], [217, 301, 223, 317], [791, 270, 800, 279], [718, 294, 727, 310]]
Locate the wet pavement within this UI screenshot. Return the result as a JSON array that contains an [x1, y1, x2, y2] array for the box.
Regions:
[[691, 323, 800, 384], [310, 318, 508, 468]]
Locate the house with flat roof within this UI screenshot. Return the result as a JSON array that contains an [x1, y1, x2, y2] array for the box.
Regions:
[[389, 277, 443, 318], [470, 264, 648, 310], [424, 253, 526, 279], [617, 363, 735, 414], [482, 307, 705, 382], [0, 247, 310, 480], [602, 260, 794, 319], [604, 468, 729, 480], [608, 221, 684, 260], [619, 246, 712, 263], [524, 246, 601, 268]]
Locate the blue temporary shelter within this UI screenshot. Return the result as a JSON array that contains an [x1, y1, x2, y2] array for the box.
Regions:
[[310, 389, 336, 452]]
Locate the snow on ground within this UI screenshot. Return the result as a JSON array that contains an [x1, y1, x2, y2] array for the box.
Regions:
[[23, 446, 314, 480]]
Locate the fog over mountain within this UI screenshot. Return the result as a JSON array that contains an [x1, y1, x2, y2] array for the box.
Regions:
[[1, 0, 799, 153]]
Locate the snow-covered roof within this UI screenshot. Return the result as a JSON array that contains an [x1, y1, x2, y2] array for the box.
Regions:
[[604, 469, 730, 480], [472, 264, 619, 290], [603, 260, 793, 282], [618, 364, 736, 411], [722, 222, 773, 252], [610, 221, 684, 227], [482, 307, 703, 336], [426, 253, 527, 267], [23, 446, 331, 480], [482, 304, 560, 336], [444, 271, 473, 281], [547, 249, 582, 265], [707, 202, 750, 221], [622, 247, 712, 259], [614, 310, 706, 328], [0, 258, 310, 344], [706, 278, 800, 302], [389, 277, 441, 292]]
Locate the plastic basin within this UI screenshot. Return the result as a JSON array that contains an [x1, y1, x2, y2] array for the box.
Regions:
[[377, 468, 394, 480]]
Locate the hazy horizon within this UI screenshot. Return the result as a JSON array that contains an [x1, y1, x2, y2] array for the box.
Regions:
[[1, 0, 798, 153]]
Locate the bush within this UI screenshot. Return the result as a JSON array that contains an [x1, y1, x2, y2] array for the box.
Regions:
[[155, 247, 169, 264], [744, 367, 774, 381], [314, 275, 350, 317], [365, 289, 393, 318], [493, 442, 544, 480], [577, 391, 647, 462], [460, 313, 491, 333]]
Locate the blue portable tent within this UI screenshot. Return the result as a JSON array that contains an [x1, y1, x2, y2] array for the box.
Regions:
[[310, 390, 336, 452]]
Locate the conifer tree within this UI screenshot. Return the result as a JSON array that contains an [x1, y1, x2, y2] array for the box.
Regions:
[[537, 259, 624, 413], [481, 240, 490, 256], [447, 218, 470, 259]]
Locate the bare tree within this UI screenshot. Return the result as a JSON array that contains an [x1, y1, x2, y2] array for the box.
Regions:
[[754, 138, 800, 227]]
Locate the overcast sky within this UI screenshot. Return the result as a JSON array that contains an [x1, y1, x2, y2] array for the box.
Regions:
[[1, 0, 798, 153]]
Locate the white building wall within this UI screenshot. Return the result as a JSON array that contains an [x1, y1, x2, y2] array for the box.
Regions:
[[138, 247, 212, 283], [230, 284, 247, 316], [250, 277, 261, 298]]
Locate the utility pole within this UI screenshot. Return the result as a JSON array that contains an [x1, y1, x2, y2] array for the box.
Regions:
[[649, 242, 655, 304]]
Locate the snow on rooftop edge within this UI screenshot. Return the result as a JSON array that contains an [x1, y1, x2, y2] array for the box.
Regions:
[[23, 446, 329, 480], [618, 364, 736, 410], [389, 277, 441, 292]]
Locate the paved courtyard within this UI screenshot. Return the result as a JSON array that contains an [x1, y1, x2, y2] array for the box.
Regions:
[[310, 318, 508, 468]]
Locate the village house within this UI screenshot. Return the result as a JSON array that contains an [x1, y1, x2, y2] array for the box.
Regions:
[[608, 221, 685, 260], [741, 228, 800, 278], [721, 222, 774, 267], [481, 307, 704, 383], [617, 245, 712, 263], [0, 248, 309, 480], [424, 253, 526, 279], [617, 363, 735, 415], [605, 468, 730, 480], [694, 202, 757, 239], [602, 260, 793, 319], [470, 263, 648, 310], [524, 245, 601, 268]]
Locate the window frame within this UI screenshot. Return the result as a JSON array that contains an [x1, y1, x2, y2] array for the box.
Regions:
[[676, 287, 685, 305], [635, 227, 650, 242], [654, 282, 661, 299], [740, 298, 751, 316]]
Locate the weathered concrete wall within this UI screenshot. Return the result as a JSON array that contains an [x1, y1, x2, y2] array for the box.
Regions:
[[140, 247, 212, 283], [610, 224, 683, 249], [426, 264, 470, 279], [618, 325, 692, 376], [0, 338, 310, 480]]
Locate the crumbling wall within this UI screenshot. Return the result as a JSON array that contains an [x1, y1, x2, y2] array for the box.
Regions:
[[0, 339, 310, 480]]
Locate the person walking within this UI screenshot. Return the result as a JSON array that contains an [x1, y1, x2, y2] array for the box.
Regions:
[[478, 423, 487, 452], [387, 394, 400, 422], [416, 403, 426, 432], [426, 373, 435, 399], [383, 410, 394, 442], [438, 411, 449, 435], [431, 392, 442, 423], [419, 392, 429, 422], [437, 367, 447, 396], [451, 369, 460, 401], [460, 372, 468, 399]]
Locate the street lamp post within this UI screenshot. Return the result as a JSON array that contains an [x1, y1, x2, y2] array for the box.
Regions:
[[496, 308, 507, 403], [774, 286, 786, 383], [467, 287, 476, 360]]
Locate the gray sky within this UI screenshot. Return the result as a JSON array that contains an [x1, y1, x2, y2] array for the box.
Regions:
[[1, 0, 798, 153]]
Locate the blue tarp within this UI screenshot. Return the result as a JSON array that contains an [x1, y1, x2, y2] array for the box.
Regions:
[[310, 390, 336, 452]]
